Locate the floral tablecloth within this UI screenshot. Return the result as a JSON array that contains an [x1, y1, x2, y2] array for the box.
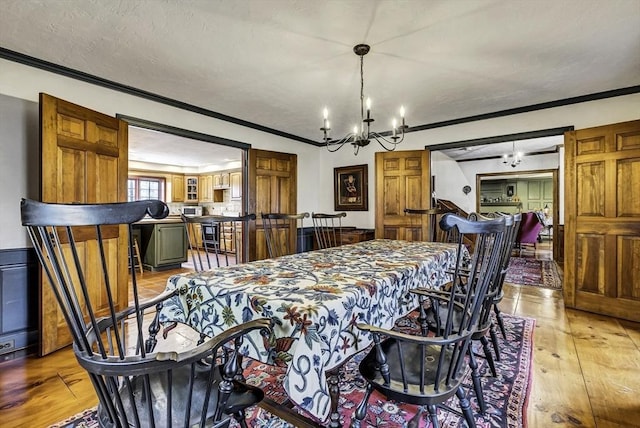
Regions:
[[159, 239, 460, 422]]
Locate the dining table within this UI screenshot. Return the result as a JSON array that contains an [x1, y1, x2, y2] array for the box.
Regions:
[[158, 239, 463, 427]]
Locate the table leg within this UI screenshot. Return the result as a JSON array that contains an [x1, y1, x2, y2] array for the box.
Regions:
[[328, 369, 342, 428]]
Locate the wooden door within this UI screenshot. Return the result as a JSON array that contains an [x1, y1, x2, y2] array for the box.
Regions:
[[375, 150, 431, 240], [40, 93, 128, 355], [564, 119, 640, 321], [247, 149, 297, 261]]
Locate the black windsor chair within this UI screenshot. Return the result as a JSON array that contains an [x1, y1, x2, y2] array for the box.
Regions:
[[352, 213, 506, 428], [404, 207, 458, 242], [413, 212, 511, 415], [261, 212, 309, 258], [182, 213, 256, 270], [21, 198, 270, 428], [311, 212, 347, 249]]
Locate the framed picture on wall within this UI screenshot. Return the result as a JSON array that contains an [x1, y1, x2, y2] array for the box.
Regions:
[[334, 164, 368, 211]]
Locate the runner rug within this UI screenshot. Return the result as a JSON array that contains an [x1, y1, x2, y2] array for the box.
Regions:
[[49, 313, 535, 428], [505, 257, 562, 289]]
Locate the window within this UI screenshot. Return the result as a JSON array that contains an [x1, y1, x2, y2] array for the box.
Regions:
[[127, 176, 165, 201]]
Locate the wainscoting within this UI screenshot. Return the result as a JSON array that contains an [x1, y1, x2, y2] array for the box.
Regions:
[[0, 248, 38, 361]]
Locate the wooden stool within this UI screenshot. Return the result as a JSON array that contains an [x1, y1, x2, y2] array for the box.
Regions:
[[129, 238, 143, 275]]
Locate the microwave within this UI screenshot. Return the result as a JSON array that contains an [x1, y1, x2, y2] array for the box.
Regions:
[[181, 206, 202, 216]]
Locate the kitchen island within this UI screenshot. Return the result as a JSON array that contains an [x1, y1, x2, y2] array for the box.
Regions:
[[134, 216, 187, 271]]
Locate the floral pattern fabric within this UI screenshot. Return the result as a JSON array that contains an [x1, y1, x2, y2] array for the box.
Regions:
[[159, 239, 461, 422]]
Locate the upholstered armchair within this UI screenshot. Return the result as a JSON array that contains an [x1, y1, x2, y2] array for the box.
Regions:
[[515, 211, 544, 254]]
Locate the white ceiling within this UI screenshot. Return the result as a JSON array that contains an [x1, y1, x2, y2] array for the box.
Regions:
[[1, 0, 639, 166], [439, 134, 563, 161], [128, 126, 243, 168]]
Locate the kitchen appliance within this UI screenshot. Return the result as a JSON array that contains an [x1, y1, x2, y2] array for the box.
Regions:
[[202, 224, 219, 250], [181, 206, 202, 217]]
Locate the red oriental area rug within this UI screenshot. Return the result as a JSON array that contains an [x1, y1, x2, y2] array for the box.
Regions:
[[505, 257, 562, 289], [50, 313, 535, 428]]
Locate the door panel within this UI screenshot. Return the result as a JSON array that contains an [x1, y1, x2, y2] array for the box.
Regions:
[[565, 119, 640, 321], [247, 149, 297, 261], [40, 93, 128, 355], [375, 150, 431, 240], [618, 159, 640, 215]]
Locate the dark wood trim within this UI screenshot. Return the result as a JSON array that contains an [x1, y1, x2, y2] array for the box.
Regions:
[[118, 115, 252, 151], [410, 85, 639, 133], [3, 47, 638, 147], [455, 149, 560, 163], [0, 247, 37, 265], [426, 127, 574, 151]]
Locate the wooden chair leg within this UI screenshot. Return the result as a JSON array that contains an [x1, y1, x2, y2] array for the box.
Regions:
[[133, 238, 143, 275], [456, 386, 477, 428], [494, 304, 507, 339], [480, 336, 498, 377], [489, 323, 501, 362], [467, 349, 486, 414]]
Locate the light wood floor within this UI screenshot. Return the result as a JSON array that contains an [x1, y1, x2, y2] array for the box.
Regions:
[[2, 245, 640, 427]]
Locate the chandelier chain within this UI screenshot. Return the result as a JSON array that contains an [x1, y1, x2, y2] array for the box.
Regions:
[[359, 53, 365, 124], [321, 44, 407, 155]]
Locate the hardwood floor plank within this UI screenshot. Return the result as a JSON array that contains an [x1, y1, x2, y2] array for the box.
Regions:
[[0, 347, 96, 427], [567, 310, 640, 427], [524, 318, 595, 427]]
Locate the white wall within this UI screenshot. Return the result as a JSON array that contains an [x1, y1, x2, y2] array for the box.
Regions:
[[0, 94, 40, 248], [2, 58, 639, 247], [431, 151, 474, 213]]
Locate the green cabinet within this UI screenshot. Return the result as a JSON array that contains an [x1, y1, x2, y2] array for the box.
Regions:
[[137, 222, 187, 271]]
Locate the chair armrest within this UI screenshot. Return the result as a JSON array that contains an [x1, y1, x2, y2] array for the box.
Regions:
[[118, 288, 180, 318], [356, 322, 470, 345], [156, 318, 273, 363], [411, 287, 468, 303], [78, 318, 273, 376]]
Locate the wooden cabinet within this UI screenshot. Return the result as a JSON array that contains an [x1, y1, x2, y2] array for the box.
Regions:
[[214, 172, 230, 189], [199, 174, 213, 202], [230, 171, 242, 200], [188, 223, 203, 249], [339, 228, 375, 245], [185, 176, 199, 202], [171, 174, 185, 202], [138, 222, 188, 271]]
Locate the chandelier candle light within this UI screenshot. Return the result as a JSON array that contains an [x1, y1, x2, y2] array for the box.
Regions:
[[321, 44, 408, 155], [503, 141, 523, 168]]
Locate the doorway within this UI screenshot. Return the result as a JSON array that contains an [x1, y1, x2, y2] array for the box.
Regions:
[[477, 169, 558, 260], [427, 127, 569, 263], [120, 115, 250, 214]]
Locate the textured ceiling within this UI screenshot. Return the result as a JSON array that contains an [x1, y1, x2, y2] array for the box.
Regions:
[[1, 0, 639, 166], [439, 134, 562, 162], [128, 126, 243, 168]]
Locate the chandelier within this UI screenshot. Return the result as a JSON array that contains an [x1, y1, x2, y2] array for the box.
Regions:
[[321, 44, 407, 155], [502, 141, 523, 168]]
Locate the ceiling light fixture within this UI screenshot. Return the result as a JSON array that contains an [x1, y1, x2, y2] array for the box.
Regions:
[[502, 141, 523, 168], [321, 44, 408, 155]]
